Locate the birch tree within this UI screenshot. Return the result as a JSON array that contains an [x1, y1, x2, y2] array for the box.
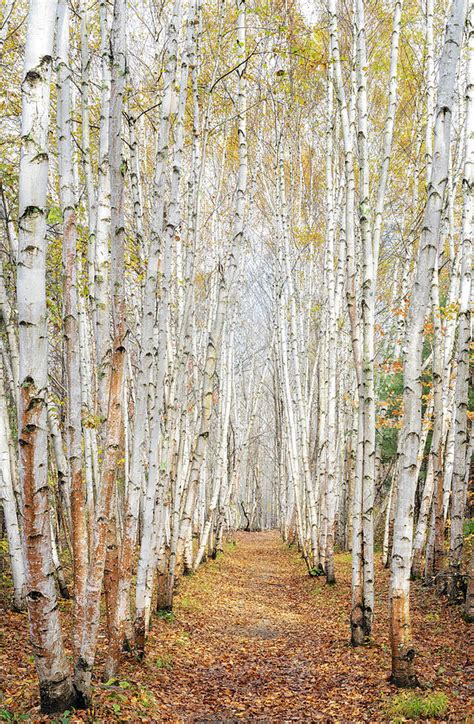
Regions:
[[446, 0, 473, 602], [74, 0, 128, 704], [389, 0, 466, 686], [56, 0, 88, 654], [17, 0, 77, 712]]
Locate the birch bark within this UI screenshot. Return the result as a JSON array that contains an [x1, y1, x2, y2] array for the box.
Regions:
[[74, 0, 128, 704], [17, 0, 77, 711], [447, 0, 473, 601], [0, 356, 25, 610], [56, 0, 88, 655], [389, 0, 466, 686]]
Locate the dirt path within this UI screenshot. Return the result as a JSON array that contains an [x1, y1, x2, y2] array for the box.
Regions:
[[115, 531, 470, 721], [1, 531, 471, 721]]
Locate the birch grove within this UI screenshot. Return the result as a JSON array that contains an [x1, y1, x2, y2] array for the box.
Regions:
[[0, 0, 472, 713]]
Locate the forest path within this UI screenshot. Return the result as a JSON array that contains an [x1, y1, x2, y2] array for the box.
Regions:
[[0, 532, 470, 724], [1, 531, 471, 720], [107, 531, 470, 721], [130, 530, 364, 720]]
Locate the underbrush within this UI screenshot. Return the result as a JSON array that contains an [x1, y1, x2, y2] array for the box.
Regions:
[[386, 691, 448, 721]]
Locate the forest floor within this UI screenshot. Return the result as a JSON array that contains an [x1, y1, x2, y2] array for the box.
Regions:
[[0, 531, 472, 722]]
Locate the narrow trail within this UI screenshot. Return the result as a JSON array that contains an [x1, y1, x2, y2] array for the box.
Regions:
[[1, 531, 471, 720], [117, 531, 470, 722]]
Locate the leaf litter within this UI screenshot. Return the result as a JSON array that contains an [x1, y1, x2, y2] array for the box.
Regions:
[[0, 531, 472, 721]]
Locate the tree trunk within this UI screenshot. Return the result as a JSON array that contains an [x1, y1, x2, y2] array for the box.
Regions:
[[17, 0, 77, 712], [446, 0, 473, 603], [389, 0, 466, 686], [0, 357, 26, 610], [74, 0, 128, 703], [56, 0, 88, 654]]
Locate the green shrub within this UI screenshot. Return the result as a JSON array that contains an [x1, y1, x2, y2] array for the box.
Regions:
[[178, 595, 193, 609], [155, 654, 173, 670], [386, 691, 448, 721], [463, 518, 474, 537], [0, 711, 30, 723], [156, 609, 175, 623]]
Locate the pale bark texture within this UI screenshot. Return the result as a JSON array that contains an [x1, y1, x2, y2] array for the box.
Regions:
[[389, 0, 466, 687], [56, 0, 88, 655], [447, 0, 473, 602], [17, 0, 77, 712], [0, 356, 26, 610], [74, 0, 128, 704]]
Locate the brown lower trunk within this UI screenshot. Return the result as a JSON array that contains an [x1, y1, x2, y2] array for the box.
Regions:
[[288, 524, 297, 546], [213, 517, 225, 557], [19, 387, 76, 715], [325, 516, 336, 584], [351, 602, 371, 646], [410, 548, 423, 580], [134, 613, 146, 660], [433, 462, 446, 580], [390, 590, 419, 687], [465, 547, 474, 622], [39, 677, 81, 715], [73, 657, 93, 709], [73, 334, 126, 706], [164, 569, 176, 609], [445, 565, 467, 605], [351, 551, 371, 645], [424, 503, 436, 581], [156, 546, 171, 611], [325, 555, 336, 584], [103, 508, 121, 681]]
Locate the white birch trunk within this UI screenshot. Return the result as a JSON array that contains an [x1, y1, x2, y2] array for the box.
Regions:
[[56, 0, 88, 654], [447, 0, 473, 599], [17, 0, 76, 711], [0, 356, 26, 610], [389, 0, 466, 686]]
